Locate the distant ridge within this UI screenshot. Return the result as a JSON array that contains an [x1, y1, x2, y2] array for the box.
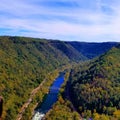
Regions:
[[68, 41, 118, 58]]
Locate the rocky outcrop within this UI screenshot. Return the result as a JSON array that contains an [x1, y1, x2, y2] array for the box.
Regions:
[[0, 96, 3, 120]]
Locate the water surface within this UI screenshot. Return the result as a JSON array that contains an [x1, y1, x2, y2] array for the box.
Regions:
[[32, 73, 64, 120]]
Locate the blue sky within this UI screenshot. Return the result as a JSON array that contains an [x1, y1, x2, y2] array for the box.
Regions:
[[0, 0, 120, 42]]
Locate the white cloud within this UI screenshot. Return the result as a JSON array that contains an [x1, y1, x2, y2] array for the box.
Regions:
[[0, 0, 120, 42]]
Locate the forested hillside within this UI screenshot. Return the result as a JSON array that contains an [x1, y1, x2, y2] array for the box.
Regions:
[[50, 41, 87, 61], [0, 36, 86, 119], [0, 36, 118, 119], [69, 44, 120, 119], [68, 42, 117, 59]]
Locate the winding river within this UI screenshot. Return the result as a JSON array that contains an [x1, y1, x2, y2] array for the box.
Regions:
[[32, 72, 65, 120]]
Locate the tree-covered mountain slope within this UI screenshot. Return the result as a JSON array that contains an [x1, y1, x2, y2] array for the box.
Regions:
[[49, 41, 87, 61], [0, 36, 118, 119], [68, 42, 118, 59], [69, 44, 120, 119], [0, 36, 86, 119]]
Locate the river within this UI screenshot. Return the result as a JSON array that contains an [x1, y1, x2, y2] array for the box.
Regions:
[[32, 72, 65, 120]]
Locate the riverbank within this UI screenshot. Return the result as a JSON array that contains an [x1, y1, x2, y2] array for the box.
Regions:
[[16, 64, 77, 120], [16, 70, 59, 120], [32, 72, 65, 120], [44, 71, 81, 120]]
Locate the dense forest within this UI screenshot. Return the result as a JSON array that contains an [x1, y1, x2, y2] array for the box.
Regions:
[[0, 36, 118, 120], [0, 36, 84, 119], [69, 44, 120, 119]]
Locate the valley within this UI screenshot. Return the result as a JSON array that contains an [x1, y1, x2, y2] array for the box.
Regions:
[[69, 44, 120, 119], [0, 36, 119, 120]]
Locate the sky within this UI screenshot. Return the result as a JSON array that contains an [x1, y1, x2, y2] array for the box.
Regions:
[[0, 0, 120, 42]]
